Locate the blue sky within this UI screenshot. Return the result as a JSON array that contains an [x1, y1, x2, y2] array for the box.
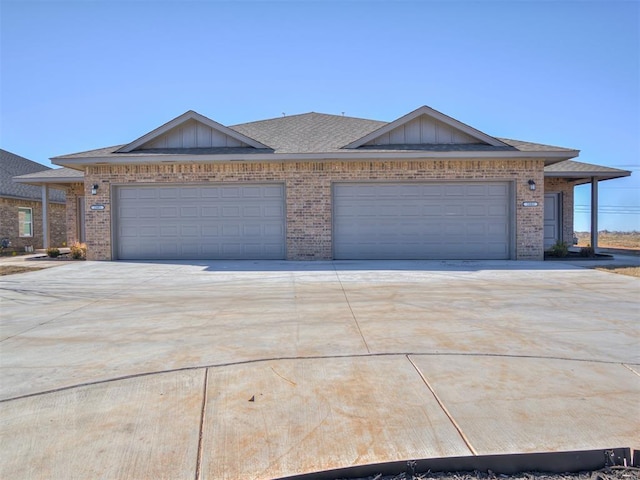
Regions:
[[1, 0, 638, 231]]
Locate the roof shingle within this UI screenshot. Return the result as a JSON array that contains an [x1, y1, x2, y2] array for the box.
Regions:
[[0, 149, 66, 202]]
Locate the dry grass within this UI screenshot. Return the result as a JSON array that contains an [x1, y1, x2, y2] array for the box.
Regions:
[[594, 266, 640, 278], [575, 231, 640, 250], [0, 265, 51, 276]]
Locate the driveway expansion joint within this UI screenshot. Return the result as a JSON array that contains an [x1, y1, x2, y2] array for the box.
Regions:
[[406, 354, 478, 456], [332, 265, 371, 353], [195, 368, 209, 480], [622, 364, 640, 377]]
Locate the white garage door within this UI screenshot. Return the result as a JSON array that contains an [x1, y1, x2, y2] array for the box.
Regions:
[[115, 184, 285, 260], [333, 182, 511, 260]]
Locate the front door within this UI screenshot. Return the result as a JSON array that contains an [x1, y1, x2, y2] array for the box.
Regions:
[[77, 196, 86, 243], [544, 193, 561, 250]]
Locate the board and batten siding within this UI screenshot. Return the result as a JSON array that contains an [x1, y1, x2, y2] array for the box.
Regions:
[[365, 116, 479, 145], [141, 119, 250, 149]]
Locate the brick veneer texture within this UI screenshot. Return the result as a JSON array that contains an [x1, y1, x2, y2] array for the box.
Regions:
[[83, 159, 545, 261], [0, 197, 66, 249]]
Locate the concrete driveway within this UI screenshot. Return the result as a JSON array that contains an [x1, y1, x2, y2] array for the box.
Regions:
[[1, 260, 638, 479]]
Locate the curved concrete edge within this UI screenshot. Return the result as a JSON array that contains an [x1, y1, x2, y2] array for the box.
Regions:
[[273, 448, 635, 480], [1, 355, 638, 480], [0, 351, 632, 404]]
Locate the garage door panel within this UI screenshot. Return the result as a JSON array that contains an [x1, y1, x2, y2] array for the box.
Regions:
[[444, 185, 465, 196], [160, 226, 179, 236], [264, 206, 284, 217], [334, 182, 511, 260], [489, 205, 507, 216], [222, 187, 241, 198], [201, 206, 219, 217], [201, 189, 220, 199], [159, 188, 178, 199], [115, 184, 285, 260], [488, 184, 508, 196], [467, 185, 487, 196], [467, 205, 486, 216], [159, 207, 177, 218], [423, 205, 443, 216], [242, 187, 262, 198], [466, 223, 486, 235], [138, 226, 158, 237], [136, 189, 157, 200], [222, 206, 240, 217]]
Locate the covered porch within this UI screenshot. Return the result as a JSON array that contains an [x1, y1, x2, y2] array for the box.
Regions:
[[13, 168, 84, 249], [544, 160, 631, 251]]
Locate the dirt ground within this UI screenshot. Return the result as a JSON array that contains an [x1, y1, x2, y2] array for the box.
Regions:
[[0, 265, 52, 276], [593, 266, 640, 278], [575, 231, 640, 251]]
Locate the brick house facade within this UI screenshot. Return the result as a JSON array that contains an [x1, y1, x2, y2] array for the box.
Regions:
[[16, 106, 630, 261], [82, 159, 545, 261]]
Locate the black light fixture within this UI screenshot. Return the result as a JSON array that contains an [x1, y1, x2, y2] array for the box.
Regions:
[[528, 179, 536, 191], [91, 184, 99, 195]]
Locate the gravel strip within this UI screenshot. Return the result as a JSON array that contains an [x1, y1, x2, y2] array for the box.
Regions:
[[337, 467, 640, 480]]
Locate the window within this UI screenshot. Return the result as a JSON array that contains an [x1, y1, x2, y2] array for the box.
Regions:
[[18, 207, 33, 237]]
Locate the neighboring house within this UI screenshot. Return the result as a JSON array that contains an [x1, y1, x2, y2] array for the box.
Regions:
[[14, 106, 631, 261], [0, 149, 68, 250]]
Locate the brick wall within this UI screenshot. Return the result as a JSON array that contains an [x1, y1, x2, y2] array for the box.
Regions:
[[0, 197, 66, 250], [544, 177, 576, 245], [84, 159, 545, 261]]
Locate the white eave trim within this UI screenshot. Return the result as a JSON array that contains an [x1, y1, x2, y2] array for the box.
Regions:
[[343, 105, 510, 149], [53, 149, 579, 167], [545, 170, 630, 179], [116, 110, 271, 152], [13, 176, 84, 184]]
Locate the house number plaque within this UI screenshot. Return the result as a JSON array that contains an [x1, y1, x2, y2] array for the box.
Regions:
[[90, 204, 106, 210], [522, 201, 539, 207]]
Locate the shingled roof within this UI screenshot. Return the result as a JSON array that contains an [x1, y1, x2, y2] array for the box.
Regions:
[[544, 160, 631, 184], [52, 108, 580, 164], [0, 149, 66, 202]]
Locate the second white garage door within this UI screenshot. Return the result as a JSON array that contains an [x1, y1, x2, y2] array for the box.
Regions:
[[333, 182, 512, 260], [114, 184, 285, 260]]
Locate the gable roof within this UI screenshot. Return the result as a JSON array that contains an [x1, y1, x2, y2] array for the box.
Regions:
[[0, 149, 66, 202], [52, 106, 581, 167], [116, 110, 271, 152], [344, 106, 509, 148]]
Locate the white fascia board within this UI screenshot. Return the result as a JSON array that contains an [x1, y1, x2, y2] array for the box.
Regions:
[[52, 149, 579, 168], [545, 170, 630, 179], [13, 176, 83, 184], [0, 193, 66, 203], [116, 111, 271, 152], [344, 106, 509, 148]]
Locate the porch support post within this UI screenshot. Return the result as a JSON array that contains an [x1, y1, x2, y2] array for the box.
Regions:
[[41, 184, 50, 249], [590, 176, 598, 251]]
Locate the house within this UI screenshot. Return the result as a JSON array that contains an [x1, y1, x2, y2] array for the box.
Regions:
[[13, 106, 631, 261], [0, 149, 69, 251]]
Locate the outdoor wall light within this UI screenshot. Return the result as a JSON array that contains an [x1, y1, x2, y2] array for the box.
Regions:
[[91, 184, 99, 195], [528, 179, 536, 191]]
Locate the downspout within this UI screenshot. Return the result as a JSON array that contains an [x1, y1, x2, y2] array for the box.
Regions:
[[590, 176, 598, 252], [41, 184, 50, 249]]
